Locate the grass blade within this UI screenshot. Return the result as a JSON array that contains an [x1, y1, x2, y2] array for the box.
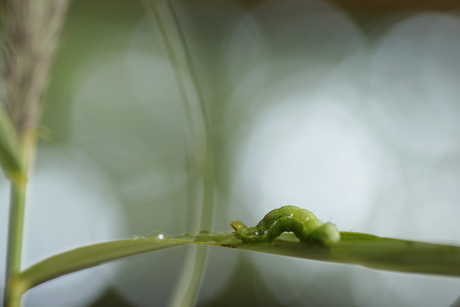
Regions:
[[18, 232, 460, 297], [232, 232, 460, 277], [20, 239, 185, 292]]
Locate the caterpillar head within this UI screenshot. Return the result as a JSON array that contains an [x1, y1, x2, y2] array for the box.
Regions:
[[230, 221, 267, 243], [230, 221, 246, 232]]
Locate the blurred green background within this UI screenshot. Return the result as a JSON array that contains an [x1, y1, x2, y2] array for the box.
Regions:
[[2, 0, 460, 306]]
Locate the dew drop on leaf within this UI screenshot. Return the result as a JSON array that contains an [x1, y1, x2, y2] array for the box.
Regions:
[[147, 232, 165, 240]]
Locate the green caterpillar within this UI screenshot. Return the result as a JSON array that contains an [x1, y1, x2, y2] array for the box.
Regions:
[[230, 205, 340, 246]]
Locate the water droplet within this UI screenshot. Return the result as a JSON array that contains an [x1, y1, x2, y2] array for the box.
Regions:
[[148, 232, 165, 240], [130, 235, 141, 240]]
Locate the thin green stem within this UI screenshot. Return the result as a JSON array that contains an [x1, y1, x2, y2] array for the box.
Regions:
[[4, 179, 27, 307], [166, 0, 215, 232], [168, 245, 208, 307], [3, 133, 35, 307], [2, 1, 70, 304], [142, 1, 215, 306]]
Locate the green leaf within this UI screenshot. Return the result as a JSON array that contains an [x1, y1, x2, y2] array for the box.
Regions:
[[231, 232, 460, 277], [0, 107, 23, 179], [19, 232, 460, 295], [20, 239, 186, 291]]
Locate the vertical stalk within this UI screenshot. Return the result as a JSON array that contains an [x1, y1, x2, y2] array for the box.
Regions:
[[4, 178, 27, 307], [142, 1, 215, 306], [3, 132, 36, 307], [1, 1, 69, 304]]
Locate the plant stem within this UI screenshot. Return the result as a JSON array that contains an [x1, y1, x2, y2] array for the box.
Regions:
[[142, 1, 215, 305], [2, 0, 70, 305], [3, 132, 36, 307], [4, 180, 27, 307]]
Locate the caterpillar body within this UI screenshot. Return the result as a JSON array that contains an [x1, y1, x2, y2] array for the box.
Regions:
[[230, 205, 340, 246]]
